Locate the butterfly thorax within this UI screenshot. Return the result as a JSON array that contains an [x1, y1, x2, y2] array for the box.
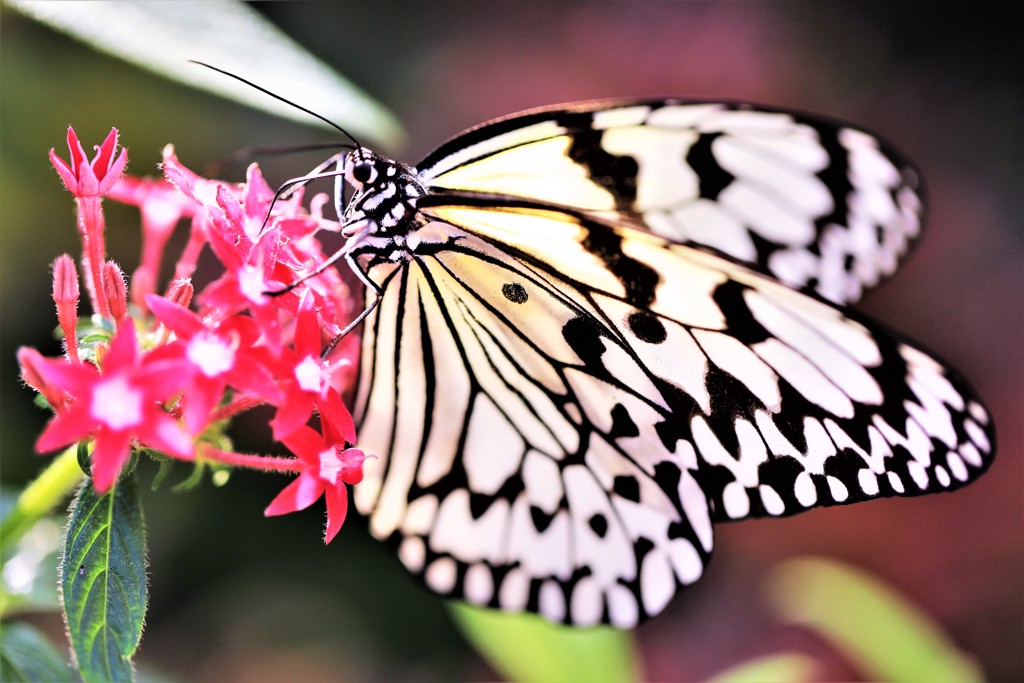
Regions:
[[341, 149, 429, 259]]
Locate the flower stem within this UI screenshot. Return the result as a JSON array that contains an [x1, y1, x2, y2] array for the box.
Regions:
[[201, 445, 301, 473], [0, 446, 84, 555]]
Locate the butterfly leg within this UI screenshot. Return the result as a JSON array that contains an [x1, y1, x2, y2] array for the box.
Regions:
[[322, 248, 382, 357], [260, 154, 348, 234]]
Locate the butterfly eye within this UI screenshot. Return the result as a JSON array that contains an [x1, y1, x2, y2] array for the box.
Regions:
[[352, 161, 375, 185]]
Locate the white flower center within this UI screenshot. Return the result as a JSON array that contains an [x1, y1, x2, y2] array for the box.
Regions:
[[238, 265, 266, 304], [187, 332, 236, 377], [318, 447, 342, 484], [294, 355, 323, 393], [90, 375, 143, 430]]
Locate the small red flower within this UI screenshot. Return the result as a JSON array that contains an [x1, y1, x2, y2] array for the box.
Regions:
[[50, 127, 128, 198], [147, 294, 282, 434], [32, 321, 194, 492], [269, 293, 355, 439], [107, 173, 198, 310], [264, 424, 369, 543]]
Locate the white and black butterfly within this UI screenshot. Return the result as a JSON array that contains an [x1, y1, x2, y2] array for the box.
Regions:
[[319, 100, 994, 627]]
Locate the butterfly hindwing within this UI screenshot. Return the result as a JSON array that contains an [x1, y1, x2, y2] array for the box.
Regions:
[[418, 100, 922, 306], [351, 197, 992, 625], [353, 222, 715, 627]]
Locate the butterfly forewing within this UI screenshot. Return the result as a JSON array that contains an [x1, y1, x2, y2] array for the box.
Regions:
[[418, 100, 922, 306]]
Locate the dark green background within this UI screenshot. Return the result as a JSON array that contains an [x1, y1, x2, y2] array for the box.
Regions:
[[2, 3, 1021, 680]]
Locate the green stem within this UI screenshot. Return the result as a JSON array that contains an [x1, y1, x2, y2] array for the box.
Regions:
[[0, 446, 84, 555]]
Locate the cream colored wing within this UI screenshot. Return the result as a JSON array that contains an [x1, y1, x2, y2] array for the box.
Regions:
[[350, 198, 992, 626]]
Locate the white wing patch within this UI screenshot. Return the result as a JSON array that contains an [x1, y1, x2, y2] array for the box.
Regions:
[[420, 100, 922, 305]]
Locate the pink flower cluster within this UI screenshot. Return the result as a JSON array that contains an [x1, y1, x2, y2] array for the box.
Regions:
[[19, 127, 369, 542]]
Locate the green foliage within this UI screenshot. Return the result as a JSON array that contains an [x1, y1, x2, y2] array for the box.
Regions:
[[449, 603, 640, 683], [61, 477, 148, 683], [706, 653, 819, 683], [0, 621, 75, 682], [766, 557, 982, 682], [5, 0, 405, 148]]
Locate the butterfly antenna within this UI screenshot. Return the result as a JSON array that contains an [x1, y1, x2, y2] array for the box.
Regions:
[[189, 60, 363, 149], [205, 141, 356, 176]]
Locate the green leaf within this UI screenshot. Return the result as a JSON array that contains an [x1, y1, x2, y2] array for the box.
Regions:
[[61, 478, 147, 683], [765, 557, 982, 683], [6, 0, 405, 148], [449, 603, 640, 683], [706, 653, 819, 683], [0, 621, 75, 682]]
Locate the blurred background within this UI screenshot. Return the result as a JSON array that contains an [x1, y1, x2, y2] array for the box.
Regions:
[[1, 2, 1021, 681]]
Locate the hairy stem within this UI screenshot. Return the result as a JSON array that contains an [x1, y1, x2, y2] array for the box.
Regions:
[[0, 446, 84, 555]]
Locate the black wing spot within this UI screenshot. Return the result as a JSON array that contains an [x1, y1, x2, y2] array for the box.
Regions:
[[626, 310, 667, 344], [563, 316, 607, 368], [470, 492, 493, 519], [686, 132, 734, 201], [530, 505, 555, 532], [613, 474, 641, 502], [588, 513, 609, 538], [501, 282, 528, 304], [610, 403, 640, 439]]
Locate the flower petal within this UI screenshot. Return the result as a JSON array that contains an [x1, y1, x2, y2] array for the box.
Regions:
[[35, 405, 95, 453], [135, 358, 194, 401], [66, 127, 86, 175], [294, 292, 321, 358], [279, 424, 323, 464], [137, 412, 195, 460], [228, 354, 283, 404], [147, 293, 205, 337], [90, 428, 134, 493], [271, 393, 315, 440], [340, 448, 370, 485], [318, 390, 357, 445], [182, 375, 226, 435], [49, 148, 79, 193], [103, 321, 139, 373], [92, 128, 118, 178], [323, 482, 349, 543], [98, 147, 128, 195], [33, 356, 100, 397], [264, 473, 323, 516]]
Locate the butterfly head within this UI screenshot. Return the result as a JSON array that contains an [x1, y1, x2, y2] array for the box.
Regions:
[[341, 148, 426, 240], [344, 148, 382, 190]]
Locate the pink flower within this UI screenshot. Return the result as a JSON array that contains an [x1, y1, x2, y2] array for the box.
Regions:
[[264, 425, 369, 543], [50, 127, 128, 199], [197, 187, 300, 350], [107, 173, 198, 310], [269, 292, 355, 439], [147, 294, 282, 434], [32, 321, 194, 492]]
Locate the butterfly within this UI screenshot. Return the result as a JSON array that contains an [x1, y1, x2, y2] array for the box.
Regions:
[[320, 99, 995, 627]]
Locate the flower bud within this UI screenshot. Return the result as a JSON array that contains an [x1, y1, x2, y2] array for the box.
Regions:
[[102, 260, 129, 322], [17, 347, 66, 411], [52, 254, 80, 361], [165, 277, 195, 309]]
